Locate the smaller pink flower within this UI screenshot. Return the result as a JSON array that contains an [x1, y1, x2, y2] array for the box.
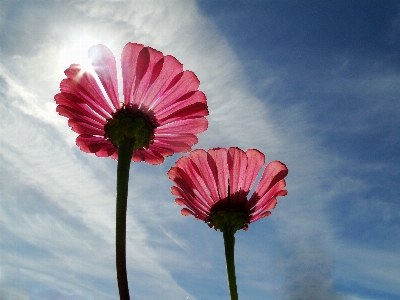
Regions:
[[168, 147, 288, 232], [55, 42, 208, 164]]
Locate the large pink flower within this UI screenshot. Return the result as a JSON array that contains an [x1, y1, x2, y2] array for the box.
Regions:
[[55, 42, 208, 164], [168, 147, 288, 231]]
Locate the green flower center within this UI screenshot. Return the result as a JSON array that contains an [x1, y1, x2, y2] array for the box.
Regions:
[[104, 109, 154, 149], [206, 209, 249, 234]]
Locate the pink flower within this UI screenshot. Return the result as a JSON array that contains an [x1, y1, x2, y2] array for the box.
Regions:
[[55, 43, 208, 165], [168, 147, 288, 232]]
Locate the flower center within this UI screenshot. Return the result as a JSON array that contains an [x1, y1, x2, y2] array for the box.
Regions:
[[206, 209, 250, 233], [104, 109, 155, 149]]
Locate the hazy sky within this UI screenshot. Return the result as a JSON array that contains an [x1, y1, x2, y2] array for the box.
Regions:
[[1, 1, 399, 299]]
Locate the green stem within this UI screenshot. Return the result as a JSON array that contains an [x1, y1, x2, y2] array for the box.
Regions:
[[223, 230, 239, 300], [116, 140, 135, 300]]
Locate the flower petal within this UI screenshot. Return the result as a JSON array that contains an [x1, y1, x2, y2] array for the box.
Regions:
[[238, 149, 266, 201], [175, 198, 186, 206], [155, 118, 208, 135], [76, 134, 116, 157], [68, 119, 104, 135], [151, 137, 194, 154], [121, 43, 164, 108], [151, 70, 202, 116], [143, 55, 184, 110], [131, 148, 165, 165], [55, 93, 106, 127], [174, 155, 215, 208], [156, 92, 208, 125], [181, 208, 194, 216], [208, 148, 229, 202], [246, 160, 288, 211], [122, 42, 145, 104], [168, 166, 212, 218], [89, 44, 121, 110], [227, 147, 248, 206], [188, 149, 220, 204], [63, 65, 114, 118], [154, 133, 198, 153], [250, 198, 277, 223]]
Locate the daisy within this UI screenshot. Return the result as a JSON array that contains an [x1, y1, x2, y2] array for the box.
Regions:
[[168, 147, 288, 300], [55, 42, 208, 164], [55, 42, 208, 300]]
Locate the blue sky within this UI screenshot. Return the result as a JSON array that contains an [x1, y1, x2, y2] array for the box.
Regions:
[[0, 0, 399, 299]]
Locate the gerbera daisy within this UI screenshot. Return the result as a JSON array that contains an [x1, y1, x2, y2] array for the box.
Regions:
[[168, 147, 288, 300], [55, 42, 208, 300], [55, 42, 208, 164], [168, 147, 288, 231]]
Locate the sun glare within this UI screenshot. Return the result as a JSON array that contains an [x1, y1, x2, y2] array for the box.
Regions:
[[59, 35, 104, 78], [58, 35, 114, 102]]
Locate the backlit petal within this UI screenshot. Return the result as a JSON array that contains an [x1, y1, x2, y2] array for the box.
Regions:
[[246, 161, 288, 210], [227, 147, 248, 206], [89, 44, 120, 110], [208, 148, 229, 202]]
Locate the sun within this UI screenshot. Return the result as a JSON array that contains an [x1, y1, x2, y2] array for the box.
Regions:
[[58, 35, 105, 78]]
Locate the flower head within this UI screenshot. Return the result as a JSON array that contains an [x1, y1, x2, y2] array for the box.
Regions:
[[55, 43, 208, 164], [168, 147, 288, 233]]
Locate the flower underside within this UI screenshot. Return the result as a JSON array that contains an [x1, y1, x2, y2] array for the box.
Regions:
[[104, 108, 155, 149], [207, 207, 250, 234]]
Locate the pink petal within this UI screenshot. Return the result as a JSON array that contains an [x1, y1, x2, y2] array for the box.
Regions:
[[151, 140, 192, 155], [63, 65, 114, 117], [55, 93, 107, 126], [60, 79, 111, 120], [175, 198, 186, 206], [227, 147, 248, 206], [96, 144, 118, 158], [251, 186, 287, 216], [142, 55, 184, 109], [121, 43, 164, 108], [250, 198, 277, 223], [168, 164, 208, 209], [181, 208, 194, 216], [188, 149, 220, 203], [131, 47, 164, 108], [89, 44, 121, 110], [55, 97, 105, 128], [147, 145, 175, 159], [208, 148, 229, 201], [122, 43, 144, 104], [151, 71, 201, 115], [246, 160, 288, 210], [56, 104, 105, 130], [238, 149, 266, 201], [155, 118, 208, 135], [170, 186, 183, 197], [167, 166, 212, 217], [156, 94, 208, 125], [68, 119, 104, 135], [76, 135, 116, 157], [131, 148, 165, 165], [154, 133, 199, 153], [174, 155, 215, 208]]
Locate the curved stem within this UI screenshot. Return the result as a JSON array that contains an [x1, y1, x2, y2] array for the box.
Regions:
[[223, 230, 239, 300], [116, 140, 135, 300]]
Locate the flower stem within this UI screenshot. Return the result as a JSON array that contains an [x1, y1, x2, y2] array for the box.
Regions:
[[223, 230, 239, 300], [116, 140, 135, 300]]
